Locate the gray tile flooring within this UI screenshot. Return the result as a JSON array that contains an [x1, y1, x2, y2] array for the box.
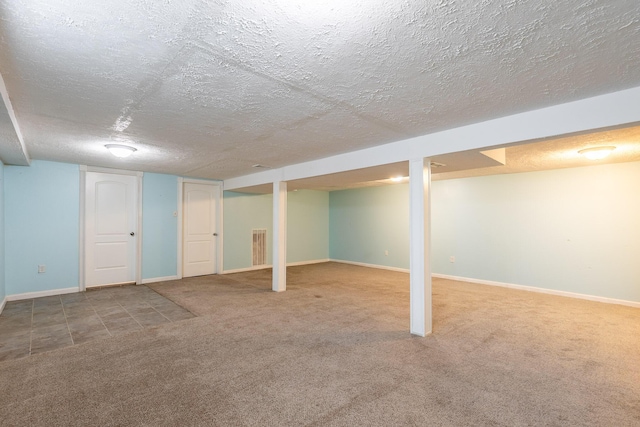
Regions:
[[0, 285, 195, 362]]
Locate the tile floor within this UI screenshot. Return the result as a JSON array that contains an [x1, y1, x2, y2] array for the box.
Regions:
[[0, 284, 195, 362]]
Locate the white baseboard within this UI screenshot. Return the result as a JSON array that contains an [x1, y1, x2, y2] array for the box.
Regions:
[[140, 275, 180, 285], [222, 265, 271, 274], [432, 273, 640, 308], [323, 262, 640, 308], [222, 259, 331, 275], [7, 287, 80, 302], [287, 259, 330, 267], [0, 296, 6, 315], [330, 259, 410, 274]]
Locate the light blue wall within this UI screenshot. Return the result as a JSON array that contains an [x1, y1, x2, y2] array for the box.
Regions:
[[9, 159, 635, 302], [288, 190, 329, 263], [3, 161, 185, 296], [329, 184, 409, 269], [5, 161, 79, 295], [328, 161, 640, 303], [142, 173, 178, 279], [431, 161, 640, 302], [0, 161, 5, 303], [222, 190, 330, 271]]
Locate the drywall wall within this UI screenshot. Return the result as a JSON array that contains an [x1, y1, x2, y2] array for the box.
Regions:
[[223, 191, 273, 271], [329, 161, 640, 303], [5, 160, 80, 295], [141, 173, 178, 280], [3, 161, 188, 296], [287, 190, 329, 263], [0, 161, 5, 305], [329, 184, 410, 269], [431, 161, 640, 302], [223, 190, 329, 271]]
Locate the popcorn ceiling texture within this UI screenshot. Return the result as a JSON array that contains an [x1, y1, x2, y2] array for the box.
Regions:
[[0, 0, 639, 179]]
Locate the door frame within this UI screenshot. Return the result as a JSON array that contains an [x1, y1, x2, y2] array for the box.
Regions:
[[177, 178, 223, 278], [79, 166, 143, 292]]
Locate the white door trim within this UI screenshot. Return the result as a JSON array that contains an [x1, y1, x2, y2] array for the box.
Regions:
[[135, 174, 143, 285], [83, 165, 141, 176], [178, 178, 223, 276], [79, 165, 143, 291], [177, 178, 183, 280], [78, 167, 86, 292]]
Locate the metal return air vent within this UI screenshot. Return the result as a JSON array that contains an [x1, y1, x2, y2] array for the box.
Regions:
[[252, 229, 267, 266]]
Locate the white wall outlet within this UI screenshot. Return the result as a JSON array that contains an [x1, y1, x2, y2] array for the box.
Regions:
[[449, 256, 455, 263], [385, 250, 389, 256], [38, 265, 46, 273]]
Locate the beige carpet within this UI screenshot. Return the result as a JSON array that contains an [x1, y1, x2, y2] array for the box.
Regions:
[[0, 262, 638, 426]]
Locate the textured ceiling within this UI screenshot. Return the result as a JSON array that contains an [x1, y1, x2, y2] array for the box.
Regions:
[[434, 124, 640, 181], [0, 1, 639, 181], [233, 125, 640, 193]]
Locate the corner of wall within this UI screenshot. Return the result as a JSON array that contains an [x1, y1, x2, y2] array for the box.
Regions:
[[0, 160, 5, 312]]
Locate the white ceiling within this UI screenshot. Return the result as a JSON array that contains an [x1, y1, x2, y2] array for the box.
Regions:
[[1, 1, 639, 184], [434, 125, 640, 181]]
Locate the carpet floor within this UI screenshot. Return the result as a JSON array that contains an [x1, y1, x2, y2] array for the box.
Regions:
[[0, 262, 638, 426]]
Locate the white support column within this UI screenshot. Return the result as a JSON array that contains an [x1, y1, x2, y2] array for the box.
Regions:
[[272, 181, 287, 292], [409, 158, 432, 336]]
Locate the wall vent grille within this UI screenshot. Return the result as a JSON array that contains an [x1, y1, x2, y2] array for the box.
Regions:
[[252, 229, 267, 266]]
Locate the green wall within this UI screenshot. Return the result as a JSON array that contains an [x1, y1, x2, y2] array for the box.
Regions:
[[223, 190, 329, 271], [223, 191, 273, 271]]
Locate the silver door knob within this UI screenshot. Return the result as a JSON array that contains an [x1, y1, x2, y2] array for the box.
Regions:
[[130, 232, 135, 236]]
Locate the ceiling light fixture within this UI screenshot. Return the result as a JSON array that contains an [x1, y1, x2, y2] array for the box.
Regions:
[[105, 144, 137, 158], [578, 146, 615, 160]]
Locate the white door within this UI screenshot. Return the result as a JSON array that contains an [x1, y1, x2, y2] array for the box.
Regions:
[[85, 172, 138, 287], [183, 182, 218, 277]]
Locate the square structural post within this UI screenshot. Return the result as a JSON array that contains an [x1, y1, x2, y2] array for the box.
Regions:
[[409, 158, 432, 336], [272, 180, 287, 292]]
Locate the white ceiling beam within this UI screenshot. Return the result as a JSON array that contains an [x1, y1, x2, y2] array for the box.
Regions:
[[0, 72, 30, 166], [224, 85, 640, 191]]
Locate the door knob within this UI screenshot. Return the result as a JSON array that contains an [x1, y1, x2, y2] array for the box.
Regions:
[[213, 233, 218, 236], [130, 232, 135, 236]]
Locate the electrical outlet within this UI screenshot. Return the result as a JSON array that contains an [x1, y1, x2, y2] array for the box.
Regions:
[[449, 256, 455, 263], [38, 265, 46, 273], [385, 250, 389, 256]]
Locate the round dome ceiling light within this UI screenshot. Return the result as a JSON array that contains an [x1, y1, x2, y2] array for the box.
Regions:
[[578, 146, 615, 160], [105, 144, 137, 158]]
